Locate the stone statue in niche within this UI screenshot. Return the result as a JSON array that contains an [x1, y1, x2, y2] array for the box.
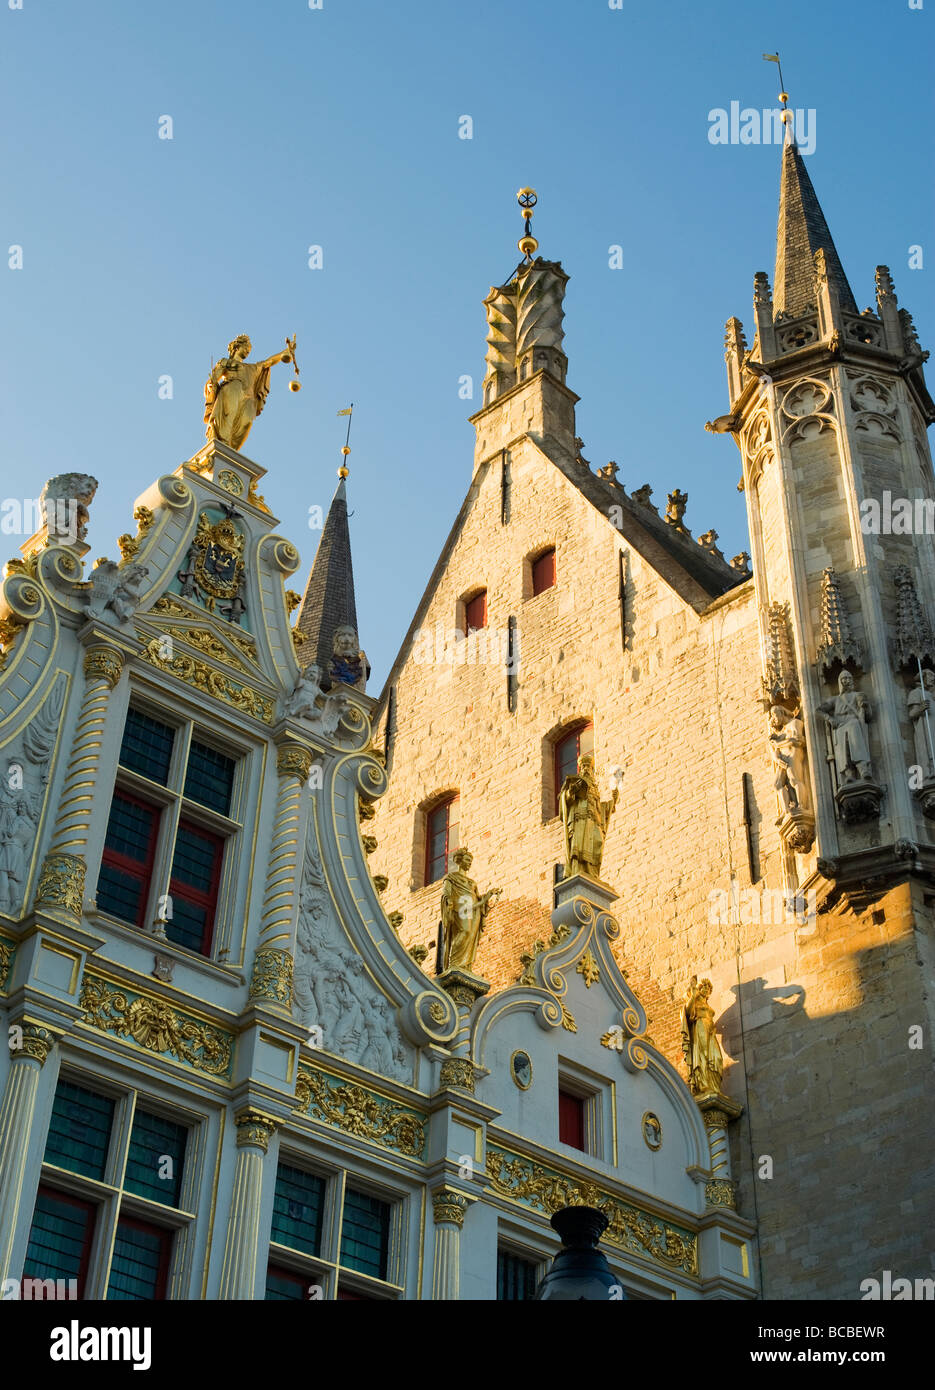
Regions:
[[0, 773, 37, 914], [908, 669, 935, 777], [768, 706, 811, 813], [818, 670, 872, 783], [329, 624, 370, 691], [680, 976, 724, 1098], [0, 676, 65, 916], [436, 847, 501, 975], [559, 754, 617, 880]]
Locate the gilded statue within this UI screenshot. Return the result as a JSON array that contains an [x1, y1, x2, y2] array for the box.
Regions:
[[818, 670, 872, 783], [680, 976, 724, 1097], [437, 848, 501, 975], [558, 753, 617, 880], [204, 335, 296, 451]]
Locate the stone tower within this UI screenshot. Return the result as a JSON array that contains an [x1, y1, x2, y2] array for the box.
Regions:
[[722, 133, 935, 886]]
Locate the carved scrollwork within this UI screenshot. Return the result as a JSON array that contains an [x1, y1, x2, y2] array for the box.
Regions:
[[486, 1144, 698, 1276], [80, 974, 234, 1077], [260, 535, 301, 575], [294, 1065, 427, 1159], [157, 475, 195, 510]]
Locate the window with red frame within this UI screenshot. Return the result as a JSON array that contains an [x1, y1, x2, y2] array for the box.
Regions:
[[106, 1216, 172, 1300], [166, 820, 224, 955], [97, 792, 161, 927], [558, 1089, 586, 1150], [532, 547, 556, 595], [553, 723, 594, 816], [425, 796, 459, 885], [463, 591, 487, 633], [266, 1263, 314, 1300], [23, 1186, 97, 1297]]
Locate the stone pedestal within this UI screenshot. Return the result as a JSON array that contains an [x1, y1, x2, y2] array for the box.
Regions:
[[553, 873, 618, 913], [436, 970, 489, 1094], [696, 1091, 743, 1212], [835, 778, 883, 824]]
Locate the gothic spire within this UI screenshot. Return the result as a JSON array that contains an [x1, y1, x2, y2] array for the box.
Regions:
[[773, 139, 857, 319], [294, 474, 362, 688]]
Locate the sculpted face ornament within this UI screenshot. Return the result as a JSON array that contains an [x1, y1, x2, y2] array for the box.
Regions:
[[329, 624, 369, 692]]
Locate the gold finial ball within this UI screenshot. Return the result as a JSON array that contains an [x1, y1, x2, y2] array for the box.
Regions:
[[341, 445, 351, 456], [781, 110, 792, 124], [518, 234, 539, 258], [517, 187, 537, 213], [779, 91, 789, 103], [289, 380, 301, 392], [338, 466, 349, 479]]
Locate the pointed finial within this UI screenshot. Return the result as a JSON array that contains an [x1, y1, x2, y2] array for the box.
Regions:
[[517, 187, 538, 262], [337, 404, 353, 478], [763, 52, 794, 141]]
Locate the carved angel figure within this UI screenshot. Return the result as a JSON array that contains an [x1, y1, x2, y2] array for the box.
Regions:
[[85, 559, 149, 624], [680, 976, 724, 1097]]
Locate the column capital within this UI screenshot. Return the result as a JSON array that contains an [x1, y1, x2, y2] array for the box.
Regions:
[[431, 1186, 471, 1228], [82, 644, 126, 688], [438, 1057, 476, 1093], [275, 742, 314, 781], [34, 851, 86, 918], [10, 1020, 63, 1067], [233, 1107, 280, 1153], [248, 947, 294, 1008]]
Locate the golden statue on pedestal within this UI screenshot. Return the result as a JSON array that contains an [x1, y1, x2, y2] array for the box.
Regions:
[[680, 976, 724, 1096], [558, 754, 617, 880], [437, 848, 501, 975], [204, 334, 299, 451]]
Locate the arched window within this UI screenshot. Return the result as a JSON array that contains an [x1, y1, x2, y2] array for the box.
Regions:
[[551, 722, 593, 817], [424, 794, 460, 886], [460, 589, 487, 634], [532, 547, 556, 595]]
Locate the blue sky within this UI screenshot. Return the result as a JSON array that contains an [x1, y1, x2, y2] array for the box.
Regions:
[[3, 0, 932, 686]]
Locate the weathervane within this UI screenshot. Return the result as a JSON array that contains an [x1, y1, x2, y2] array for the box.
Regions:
[[517, 187, 538, 262], [336, 404, 354, 478], [763, 52, 794, 141]]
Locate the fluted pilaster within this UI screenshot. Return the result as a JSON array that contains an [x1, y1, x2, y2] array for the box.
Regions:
[[430, 1188, 468, 1300], [0, 1024, 57, 1280], [217, 1109, 278, 1300], [35, 644, 125, 919], [248, 742, 313, 1009]]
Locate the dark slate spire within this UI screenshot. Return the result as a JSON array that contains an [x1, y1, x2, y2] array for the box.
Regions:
[[294, 476, 360, 683], [774, 140, 857, 318]]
